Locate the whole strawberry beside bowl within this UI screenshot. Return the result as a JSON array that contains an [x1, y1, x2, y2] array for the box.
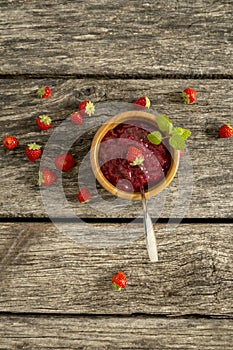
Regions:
[[38, 169, 57, 187], [3, 136, 19, 150], [181, 88, 196, 104], [26, 143, 42, 162], [70, 112, 83, 125], [78, 100, 95, 116], [219, 123, 233, 138], [54, 153, 75, 171], [36, 115, 52, 131], [133, 96, 151, 109], [37, 86, 51, 98], [112, 271, 127, 291], [77, 187, 91, 203]]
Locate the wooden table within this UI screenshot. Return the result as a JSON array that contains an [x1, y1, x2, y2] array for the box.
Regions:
[[0, 1, 233, 349]]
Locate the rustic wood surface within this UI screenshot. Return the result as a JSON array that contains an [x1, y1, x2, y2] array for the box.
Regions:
[[0, 315, 233, 350], [0, 223, 232, 316], [1, 0, 233, 348], [0, 0, 232, 76], [0, 79, 233, 218]]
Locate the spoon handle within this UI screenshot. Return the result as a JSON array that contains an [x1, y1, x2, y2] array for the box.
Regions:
[[141, 188, 158, 262]]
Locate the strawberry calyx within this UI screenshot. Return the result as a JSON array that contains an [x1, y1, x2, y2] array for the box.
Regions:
[[37, 86, 46, 97], [133, 96, 151, 109], [83, 198, 90, 203], [225, 123, 233, 132], [181, 91, 190, 104], [27, 143, 41, 150], [38, 115, 51, 125], [126, 146, 144, 166], [112, 282, 123, 291], [145, 96, 151, 108], [79, 197, 91, 204], [78, 100, 95, 116], [85, 101, 95, 116], [130, 156, 144, 166]]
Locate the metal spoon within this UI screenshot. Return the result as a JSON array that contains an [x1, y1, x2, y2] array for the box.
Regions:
[[141, 187, 158, 262]]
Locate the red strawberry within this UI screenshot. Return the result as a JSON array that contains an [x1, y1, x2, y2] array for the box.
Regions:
[[3, 136, 19, 150], [133, 96, 150, 109], [78, 100, 95, 116], [26, 143, 42, 162], [126, 146, 144, 166], [181, 88, 196, 104], [37, 86, 51, 98], [38, 169, 57, 187], [36, 115, 52, 130], [112, 271, 127, 291], [54, 153, 75, 171], [77, 187, 91, 203], [219, 124, 233, 138], [70, 112, 83, 125], [180, 149, 185, 158]]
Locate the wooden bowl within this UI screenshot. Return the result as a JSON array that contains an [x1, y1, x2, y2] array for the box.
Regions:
[[90, 110, 180, 200]]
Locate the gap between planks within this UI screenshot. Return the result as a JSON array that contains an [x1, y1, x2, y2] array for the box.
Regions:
[[0, 311, 232, 320], [0, 218, 233, 224], [1, 73, 233, 80]]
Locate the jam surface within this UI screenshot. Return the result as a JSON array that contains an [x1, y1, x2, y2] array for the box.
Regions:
[[99, 120, 171, 193]]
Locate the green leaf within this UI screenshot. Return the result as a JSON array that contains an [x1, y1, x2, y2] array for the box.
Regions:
[[147, 131, 162, 145], [173, 127, 191, 140], [169, 133, 186, 150], [157, 115, 173, 133]]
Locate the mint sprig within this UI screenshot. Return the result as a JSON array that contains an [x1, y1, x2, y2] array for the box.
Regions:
[[156, 115, 173, 133], [147, 131, 162, 145], [169, 132, 186, 150], [173, 127, 191, 141], [147, 115, 191, 150]]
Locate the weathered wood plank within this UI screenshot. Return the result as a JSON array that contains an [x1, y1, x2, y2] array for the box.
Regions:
[[0, 79, 232, 218], [0, 0, 232, 76], [0, 315, 233, 350], [0, 223, 232, 316]]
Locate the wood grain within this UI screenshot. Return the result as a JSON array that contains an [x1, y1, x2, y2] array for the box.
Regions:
[[0, 78, 232, 218], [0, 222, 232, 316], [0, 0, 232, 76], [0, 315, 233, 350]]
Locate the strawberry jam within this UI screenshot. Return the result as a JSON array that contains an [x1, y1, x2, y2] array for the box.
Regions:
[[99, 120, 171, 193]]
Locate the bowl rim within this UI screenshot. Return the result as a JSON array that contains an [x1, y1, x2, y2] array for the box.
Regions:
[[90, 110, 180, 200]]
